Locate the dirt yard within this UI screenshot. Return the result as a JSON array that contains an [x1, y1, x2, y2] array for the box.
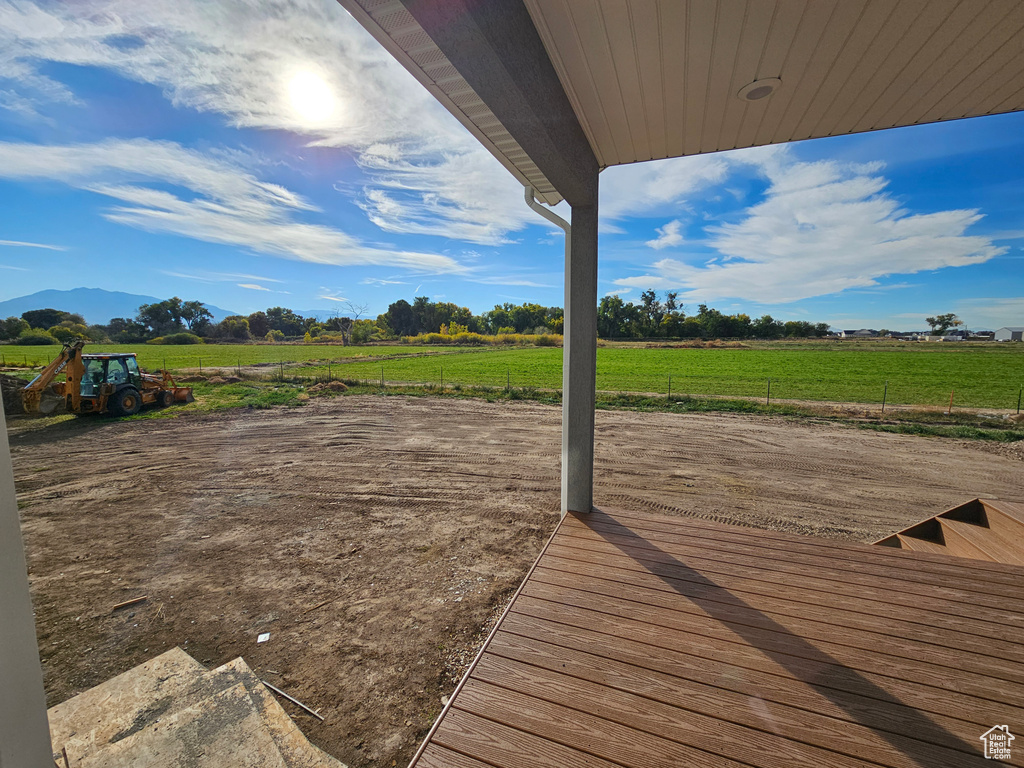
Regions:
[[9, 395, 1024, 767]]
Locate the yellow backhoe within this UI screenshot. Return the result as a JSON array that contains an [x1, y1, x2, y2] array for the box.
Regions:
[[22, 340, 194, 416]]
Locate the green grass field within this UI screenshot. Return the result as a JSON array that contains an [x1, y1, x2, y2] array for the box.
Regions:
[[4, 341, 1023, 409]]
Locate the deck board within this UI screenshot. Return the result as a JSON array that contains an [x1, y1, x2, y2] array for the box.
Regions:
[[410, 509, 1024, 768]]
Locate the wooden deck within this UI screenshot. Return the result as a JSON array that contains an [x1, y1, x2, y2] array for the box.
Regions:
[[410, 508, 1024, 768]]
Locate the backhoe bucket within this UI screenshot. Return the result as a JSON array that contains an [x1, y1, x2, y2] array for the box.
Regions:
[[173, 387, 194, 403]]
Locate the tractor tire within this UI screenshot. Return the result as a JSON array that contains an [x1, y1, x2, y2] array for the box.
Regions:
[[109, 387, 142, 417], [158, 389, 175, 408]]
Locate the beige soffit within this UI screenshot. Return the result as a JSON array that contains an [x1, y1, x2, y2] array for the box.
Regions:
[[339, 0, 564, 204], [524, 0, 1024, 166], [343, 0, 1024, 197]]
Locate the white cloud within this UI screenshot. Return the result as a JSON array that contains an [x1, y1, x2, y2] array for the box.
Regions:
[[0, 138, 466, 273], [0, 0, 541, 246], [361, 277, 408, 286], [0, 238, 65, 250], [615, 150, 1006, 303], [467, 276, 555, 288], [163, 270, 284, 284], [953, 297, 1024, 330], [355, 145, 541, 245], [238, 283, 270, 291], [319, 295, 350, 303], [598, 145, 784, 231], [0, 264, 30, 271], [646, 220, 684, 250]]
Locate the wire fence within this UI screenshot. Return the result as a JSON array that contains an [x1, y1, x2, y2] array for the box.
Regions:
[[223, 361, 1023, 412], [4, 348, 1021, 411]]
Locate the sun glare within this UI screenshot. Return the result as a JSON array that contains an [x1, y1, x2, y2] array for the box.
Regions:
[[288, 70, 335, 124]]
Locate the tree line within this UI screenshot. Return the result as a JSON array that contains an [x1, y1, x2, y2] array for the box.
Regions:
[[1, 291, 832, 346]]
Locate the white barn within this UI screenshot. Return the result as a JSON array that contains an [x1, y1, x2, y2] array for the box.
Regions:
[[995, 326, 1024, 341]]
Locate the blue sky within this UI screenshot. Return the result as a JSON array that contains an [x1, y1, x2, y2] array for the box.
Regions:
[[0, 1, 1022, 330]]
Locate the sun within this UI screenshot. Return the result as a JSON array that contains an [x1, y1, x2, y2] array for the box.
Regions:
[[288, 70, 336, 124]]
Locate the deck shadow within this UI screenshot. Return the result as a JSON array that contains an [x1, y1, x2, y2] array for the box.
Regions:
[[583, 508, 987, 768]]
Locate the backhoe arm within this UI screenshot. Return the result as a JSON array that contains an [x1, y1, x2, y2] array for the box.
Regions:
[[22, 340, 85, 413]]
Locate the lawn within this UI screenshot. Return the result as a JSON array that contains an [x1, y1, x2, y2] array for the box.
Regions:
[[323, 343, 1024, 409], [4, 340, 1022, 409]]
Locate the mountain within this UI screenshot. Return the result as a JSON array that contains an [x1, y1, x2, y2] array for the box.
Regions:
[[0, 288, 237, 325]]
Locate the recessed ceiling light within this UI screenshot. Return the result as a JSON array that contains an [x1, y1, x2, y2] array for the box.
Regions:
[[737, 78, 782, 102]]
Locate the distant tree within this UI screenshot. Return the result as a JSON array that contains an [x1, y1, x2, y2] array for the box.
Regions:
[[265, 329, 285, 342], [106, 317, 148, 344], [752, 314, 784, 339], [925, 313, 963, 334], [47, 321, 90, 343], [350, 319, 382, 344], [597, 295, 642, 338], [484, 305, 513, 335], [247, 311, 271, 338], [639, 290, 664, 336], [214, 316, 251, 340], [16, 329, 59, 345], [22, 308, 81, 329], [137, 297, 186, 336], [85, 324, 109, 342], [0, 316, 29, 340], [322, 301, 369, 345], [380, 299, 417, 337], [265, 306, 304, 336], [181, 300, 213, 334]]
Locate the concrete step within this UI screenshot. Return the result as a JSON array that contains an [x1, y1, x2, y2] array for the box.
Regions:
[[49, 649, 347, 768], [48, 647, 207, 763], [194, 658, 346, 768], [77, 682, 288, 768]]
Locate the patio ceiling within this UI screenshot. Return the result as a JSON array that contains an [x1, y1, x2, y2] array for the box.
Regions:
[[340, 0, 1024, 204]]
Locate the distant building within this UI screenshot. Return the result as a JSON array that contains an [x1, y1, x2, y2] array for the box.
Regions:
[[840, 329, 878, 338], [995, 326, 1024, 341]]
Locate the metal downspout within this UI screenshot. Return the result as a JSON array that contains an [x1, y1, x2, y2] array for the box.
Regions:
[[525, 186, 570, 246]]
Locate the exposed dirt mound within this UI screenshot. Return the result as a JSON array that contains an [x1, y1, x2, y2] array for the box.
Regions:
[[205, 376, 242, 384], [1, 373, 26, 415], [308, 381, 348, 393], [177, 375, 207, 383]]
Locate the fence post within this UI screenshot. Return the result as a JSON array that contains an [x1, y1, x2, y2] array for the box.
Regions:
[[668, 374, 672, 400], [280, 361, 284, 381], [882, 381, 888, 414], [766, 378, 771, 406], [440, 366, 444, 389], [328, 360, 332, 382], [947, 388, 954, 414], [381, 366, 384, 388], [507, 367, 510, 393], [1017, 386, 1021, 415]]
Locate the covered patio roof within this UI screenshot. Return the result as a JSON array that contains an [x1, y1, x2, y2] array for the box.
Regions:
[[342, 0, 1024, 203]]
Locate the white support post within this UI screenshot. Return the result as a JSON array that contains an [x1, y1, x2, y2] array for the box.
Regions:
[[0, 406, 53, 768], [562, 200, 599, 516]]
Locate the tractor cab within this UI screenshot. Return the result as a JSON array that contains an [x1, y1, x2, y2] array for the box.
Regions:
[[80, 355, 142, 398]]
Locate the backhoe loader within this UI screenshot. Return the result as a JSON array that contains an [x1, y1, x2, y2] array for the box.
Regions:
[[21, 340, 194, 416]]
